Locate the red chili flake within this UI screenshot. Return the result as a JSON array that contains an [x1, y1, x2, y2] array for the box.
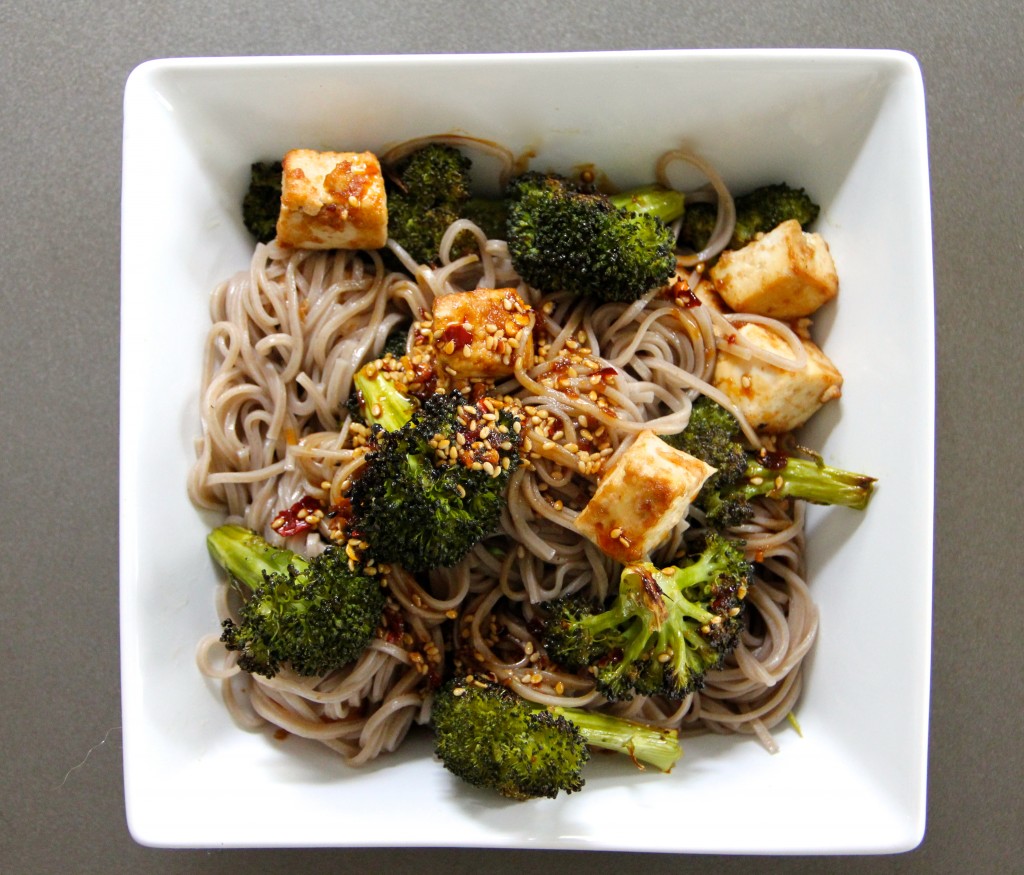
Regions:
[[271, 496, 323, 537], [760, 450, 791, 471], [382, 607, 406, 644], [441, 322, 473, 352]]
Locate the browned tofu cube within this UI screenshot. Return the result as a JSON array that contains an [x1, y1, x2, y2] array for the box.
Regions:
[[276, 149, 388, 250], [710, 219, 838, 318], [713, 323, 843, 433], [574, 430, 716, 565], [432, 288, 535, 379]]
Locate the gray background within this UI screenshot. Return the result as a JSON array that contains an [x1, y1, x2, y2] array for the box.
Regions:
[[2, 1, 1021, 872]]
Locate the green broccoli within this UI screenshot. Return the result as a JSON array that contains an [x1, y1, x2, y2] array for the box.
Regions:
[[241, 160, 283, 243], [459, 196, 510, 241], [381, 323, 411, 359], [431, 679, 681, 800], [206, 524, 386, 678], [544, 534, 753, 701], [345, 372, 523, 572], [351, 358, 417, 432], [385, 144, 473, 265], [663, 397, 876, 529], [505, 172, 685, 303], [679, 182, 820, 253]]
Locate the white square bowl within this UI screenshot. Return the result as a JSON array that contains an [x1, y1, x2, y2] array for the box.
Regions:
[[120, 50, 934, 853]]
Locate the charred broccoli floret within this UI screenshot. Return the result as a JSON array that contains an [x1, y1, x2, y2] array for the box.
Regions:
[[346, 367, 523, 572], [381, 323, 411, 359], [431, 679, 681, 800], [241, 160, 283, 243], [505, 172, 685, 303], [679, 182, 820, 253], [207, 524, 386, 678], [544, 534, 753, 701], [663, 397, 876, 529], [385, 144, 473, 265]]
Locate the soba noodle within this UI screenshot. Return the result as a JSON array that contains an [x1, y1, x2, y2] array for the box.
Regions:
[[190, 148, 820, 768]]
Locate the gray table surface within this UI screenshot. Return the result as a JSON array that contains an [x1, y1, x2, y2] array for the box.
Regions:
[[2, 1, 1021, 872]]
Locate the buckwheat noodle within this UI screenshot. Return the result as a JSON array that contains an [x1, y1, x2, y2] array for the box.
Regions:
[[190, 146, 818, 766]]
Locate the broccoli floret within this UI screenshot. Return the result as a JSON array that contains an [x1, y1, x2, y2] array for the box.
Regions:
[[459, 196, 509, 240], [505, 172, 684, 303], [241, 160, 283, 243], [663, 397, 876, 529], [385, 144, 473, 265], [346, 378, 523, 572], [679, 182, 820, 253], [544, 534, 753, 701], [206, 524, 386, 678], [381, 323, 411, 359], [431, 679, 681, 800]]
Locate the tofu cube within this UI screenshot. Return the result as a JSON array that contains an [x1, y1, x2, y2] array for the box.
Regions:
[[713, 323, 843, 433], [574, 430, 716, 565], [709, 219, 838, 318], [432, 288, 535, 379], [276, 149, 388, 250]]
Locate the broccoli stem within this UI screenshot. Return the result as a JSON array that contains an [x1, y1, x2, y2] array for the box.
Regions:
[[549, 706, 682, 773], [738, 456, 875, 509], [608, 185, 686, 224], [206, 523, 307, 592], [353, 365, 416, 432]]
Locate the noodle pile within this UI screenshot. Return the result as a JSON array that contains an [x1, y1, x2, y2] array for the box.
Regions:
[[190, 149, 819, 766]]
